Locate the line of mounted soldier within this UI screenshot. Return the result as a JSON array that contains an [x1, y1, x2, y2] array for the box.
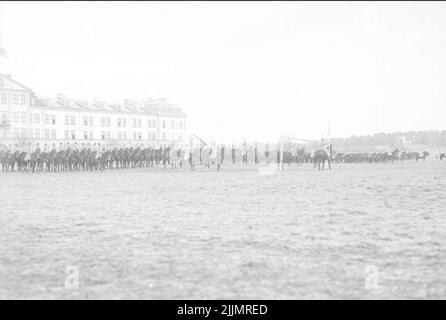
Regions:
[[333, 150, 431, 163], [0, 145, 439, 173]]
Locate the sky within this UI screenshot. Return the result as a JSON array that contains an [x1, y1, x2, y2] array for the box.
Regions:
[[1, 1, 446, 143]]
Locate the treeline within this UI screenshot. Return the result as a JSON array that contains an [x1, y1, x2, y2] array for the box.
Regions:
[[331, 130, 446, 148]]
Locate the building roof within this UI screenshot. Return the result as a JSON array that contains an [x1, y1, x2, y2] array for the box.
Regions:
[[35, 96, 186, 117], [0, 73, 35, 93]]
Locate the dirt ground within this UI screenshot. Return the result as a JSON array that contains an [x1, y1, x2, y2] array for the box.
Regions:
[[0, 160, 445, 299]]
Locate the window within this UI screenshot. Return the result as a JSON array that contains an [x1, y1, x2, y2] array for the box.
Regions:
[[163, 132, 166, 140], [21, 128, 26, 138], [132, 119, 136, 128], [101, 131, 105, 140], [137, 119, 141, 128], [89, 131, 93, 139], [0, 111, 6, 121], [44, 129, 49, 139], [171, 120, 175, 129], [106, 131, 111, 139], [64, 115, 69, 125], [101, 117, 110, 127], [84, 131, 88, 140], [117, 118, 121, 127], [179, 121, 183, 129], [34, 129, 40, 139], [51, 115, 56, 125], [20, 95, 26, 105], [138, 132, 142, 140], [117, 132, 122, 140], [13, 112, 18, 122], [84, 116, 92, 126], [13, 128, 19, 137], [21, 112, 26, 123], [51, 130, 56, 139], [162, 120, 166, 129], [122, 118, 126, 127], [70, 116, 76, 126], [152, 132, 156, 140], [148, 120, 151, 128], [71, 130, 75, 140], [122, 132, 127, 140], [13, 94, 18, 104], [133, 132, 137, 140], [45, 114, 49, 125], [1, 93, 7, 104], [28, 128, 33, 138], [65, 130, 70, 139]]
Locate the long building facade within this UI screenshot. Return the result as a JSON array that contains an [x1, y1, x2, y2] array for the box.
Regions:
[[0, 73, 187, 151]]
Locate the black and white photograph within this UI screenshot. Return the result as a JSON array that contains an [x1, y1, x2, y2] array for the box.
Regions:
[[0, 1, 445, 304]]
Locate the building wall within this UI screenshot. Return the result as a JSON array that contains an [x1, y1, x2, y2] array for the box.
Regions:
[[0, 87, 33, 140]]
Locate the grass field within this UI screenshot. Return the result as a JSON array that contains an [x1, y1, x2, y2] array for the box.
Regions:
[[0, 160, 445, 299]]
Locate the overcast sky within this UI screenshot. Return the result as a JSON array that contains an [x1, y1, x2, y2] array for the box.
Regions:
[[1, 1, 446, 142]]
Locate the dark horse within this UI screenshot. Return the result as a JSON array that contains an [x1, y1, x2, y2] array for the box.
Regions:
[[314, 149, 331, 170], [416, 151, 429, 162]]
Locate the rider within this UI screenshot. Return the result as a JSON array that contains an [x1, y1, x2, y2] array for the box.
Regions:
[[319, 138, 328, 152]]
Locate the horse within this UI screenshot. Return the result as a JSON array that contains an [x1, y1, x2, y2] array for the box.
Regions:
[[391, 149, 400, 164], [30, 149, 41, 173], [416, 151, 429, 162], [0, 149, 7, 171], [314, 149, 331, 170]]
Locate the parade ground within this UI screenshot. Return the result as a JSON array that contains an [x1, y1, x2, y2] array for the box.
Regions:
[[1, 161, 445, 299]]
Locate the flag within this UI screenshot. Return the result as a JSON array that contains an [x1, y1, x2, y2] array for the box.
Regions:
[[0, 46, 8, 58]]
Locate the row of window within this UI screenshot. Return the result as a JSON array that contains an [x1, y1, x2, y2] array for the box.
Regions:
[[111, 117, 183, 129], [1, 112, 42, 125], [5, 112, 28, 123], [3, 129, 173, 141], [4, 112, 41, 124], [10, 128, 52, 139], [1, 93, 27, 105], [1, 111, 184, 130]]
